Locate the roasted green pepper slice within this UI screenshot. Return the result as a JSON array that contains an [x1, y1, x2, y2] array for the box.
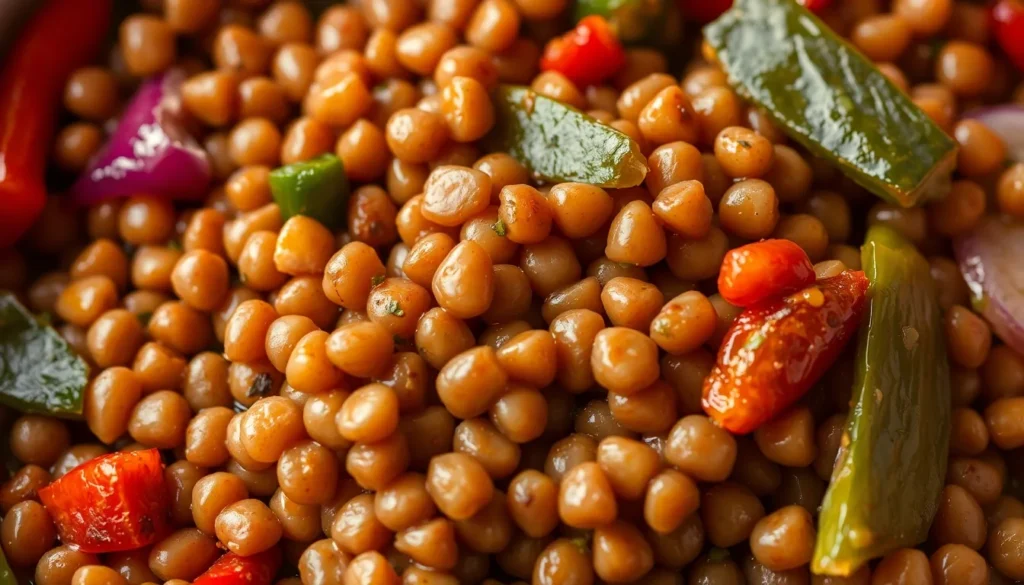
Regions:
[[269, 153, 350, 231], [704, 0, 957, 208], [487, 85, 648, 188], [574, 0, 674, 45], [0, 293, 88, 417], [813, 225, 951, 576]]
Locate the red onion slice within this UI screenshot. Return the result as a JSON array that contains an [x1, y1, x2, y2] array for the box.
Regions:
[[71, 68, 210, 205], [954, 216, 1024, 356]]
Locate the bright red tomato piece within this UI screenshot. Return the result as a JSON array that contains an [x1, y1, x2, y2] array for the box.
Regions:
[[717, 239, 816, 307], [677, 0, 733, 23], [193, 549, 282, 585], [992, 0, 1024, 72], [703, 270, 870, 434], [540, 15, 627, 87], [38, 449, 169, 553]]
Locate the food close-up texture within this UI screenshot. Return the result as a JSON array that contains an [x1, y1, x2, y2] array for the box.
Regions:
[[0, 0, 1024, 584]]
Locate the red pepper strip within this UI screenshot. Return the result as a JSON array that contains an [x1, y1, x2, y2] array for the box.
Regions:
[[703, 270, 869, 434], [676, 0, 733, 23], [540, 16, 627, 88], [38, 449, 169, 553], [992, 0, 1024, 73], [717, 239, 816, 308], [193, 549, 282, 585], [0, 0, 112, 248], [797, 0, 833, 12]]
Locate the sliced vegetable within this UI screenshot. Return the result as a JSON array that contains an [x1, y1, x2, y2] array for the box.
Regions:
[[0, 0, 112, 246], [992, 0, 1024, 73], [487, 85, 647, 188], [269, 153, 350, 231], [0, 293, 88, 417], [541, 16, 626, 87], [193, 549, 282, 585], [38, 449, 169, 553], [963, 105, 1024, 163], [954, 216, 1024, 356], [702, 270, 869, 434], [677, 0, 732, 23], [814, 225, 950, 576], [71, 68, 212, 205], [717, 239, 816, 307], [704, 0, 957, 208]]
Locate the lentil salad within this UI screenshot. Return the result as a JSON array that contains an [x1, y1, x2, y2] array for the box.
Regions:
[[0, 0, 1023, 584]]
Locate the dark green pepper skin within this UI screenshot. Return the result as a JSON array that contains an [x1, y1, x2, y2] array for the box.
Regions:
[[813, 225, 951, 576], [704, 0, 957, 208], [0, 293, 88, 418], [487, 85, 647, 188], [574, 0, 677, 45], [269, 153, 350, 231]]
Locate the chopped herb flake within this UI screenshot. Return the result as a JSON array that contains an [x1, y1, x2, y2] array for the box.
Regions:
[[386, 300, 405, 317], [492, 218, 508, 237], [744, 330, 766, 351], [166, 239, 183, 251], [137, 312, 153, 326], [371, 274, 386, 287], [737, 139, 753, 148], [246, 373, 275, 398]]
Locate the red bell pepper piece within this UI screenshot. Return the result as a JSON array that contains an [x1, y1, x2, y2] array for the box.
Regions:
[[797, 0, 833, 12], [992, 0, 1024, 72], [540, 16, 627, 87], [0, 0, 112, 248], [676, 0, 733, 23], [193, 549, 282, 585], [38, 449, 169, 553], [703, 270, 869, 434], [717, 239, 816, 308]]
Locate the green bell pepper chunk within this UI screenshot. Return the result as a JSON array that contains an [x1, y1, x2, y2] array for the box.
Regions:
[[487, 85, 648, 188], [269, 153, 350, 231], [0, 546, 14, 585], [813, 225, 951, 576], [574, 0, 675, 45], [0, 293, 88, 418], [704, 0, 957, 208]]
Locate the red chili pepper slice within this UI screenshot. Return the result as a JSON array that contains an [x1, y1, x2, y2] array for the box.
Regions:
[[0, 0, 112, 248], [703, 270, 870, 434], [38, 449, 169, 553], [676, 0, 733, 23], [797, 0, 833, 13], [540, 16, 627, 88], [717, 239, 816, 308], [193, 549, 282, 585], [992, 0, 1024, 73]]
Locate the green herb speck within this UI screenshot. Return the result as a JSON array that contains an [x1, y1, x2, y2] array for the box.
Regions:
[[737, 139, 753, 148], [371, 274, 386, 287], [246, 373, 275, 398], [492, 218, 508, 237], [744, 330, 766, 351], [386, 300, 405, 317], [137, 312, 153, 327]]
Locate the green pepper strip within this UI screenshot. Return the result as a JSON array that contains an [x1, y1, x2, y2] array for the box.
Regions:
[[813, 225, 951, 576], [269, 153, 350, 231], [704, 0, 957, 208]]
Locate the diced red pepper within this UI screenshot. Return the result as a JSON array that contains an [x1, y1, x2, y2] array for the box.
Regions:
[[0, 0, 112, 247], [676, 0, 733, 23], [717, 239, 816, 308], [540, 16, 627, 88], [992, 0, 1024, 72], [703, 270, 870, 434], [797, 0, 833, 12], [38, 449, 169, 553], [193, 549, 282, 585]]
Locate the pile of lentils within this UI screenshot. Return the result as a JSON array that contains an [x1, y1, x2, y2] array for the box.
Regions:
[[2, 0, 1024, 584]]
